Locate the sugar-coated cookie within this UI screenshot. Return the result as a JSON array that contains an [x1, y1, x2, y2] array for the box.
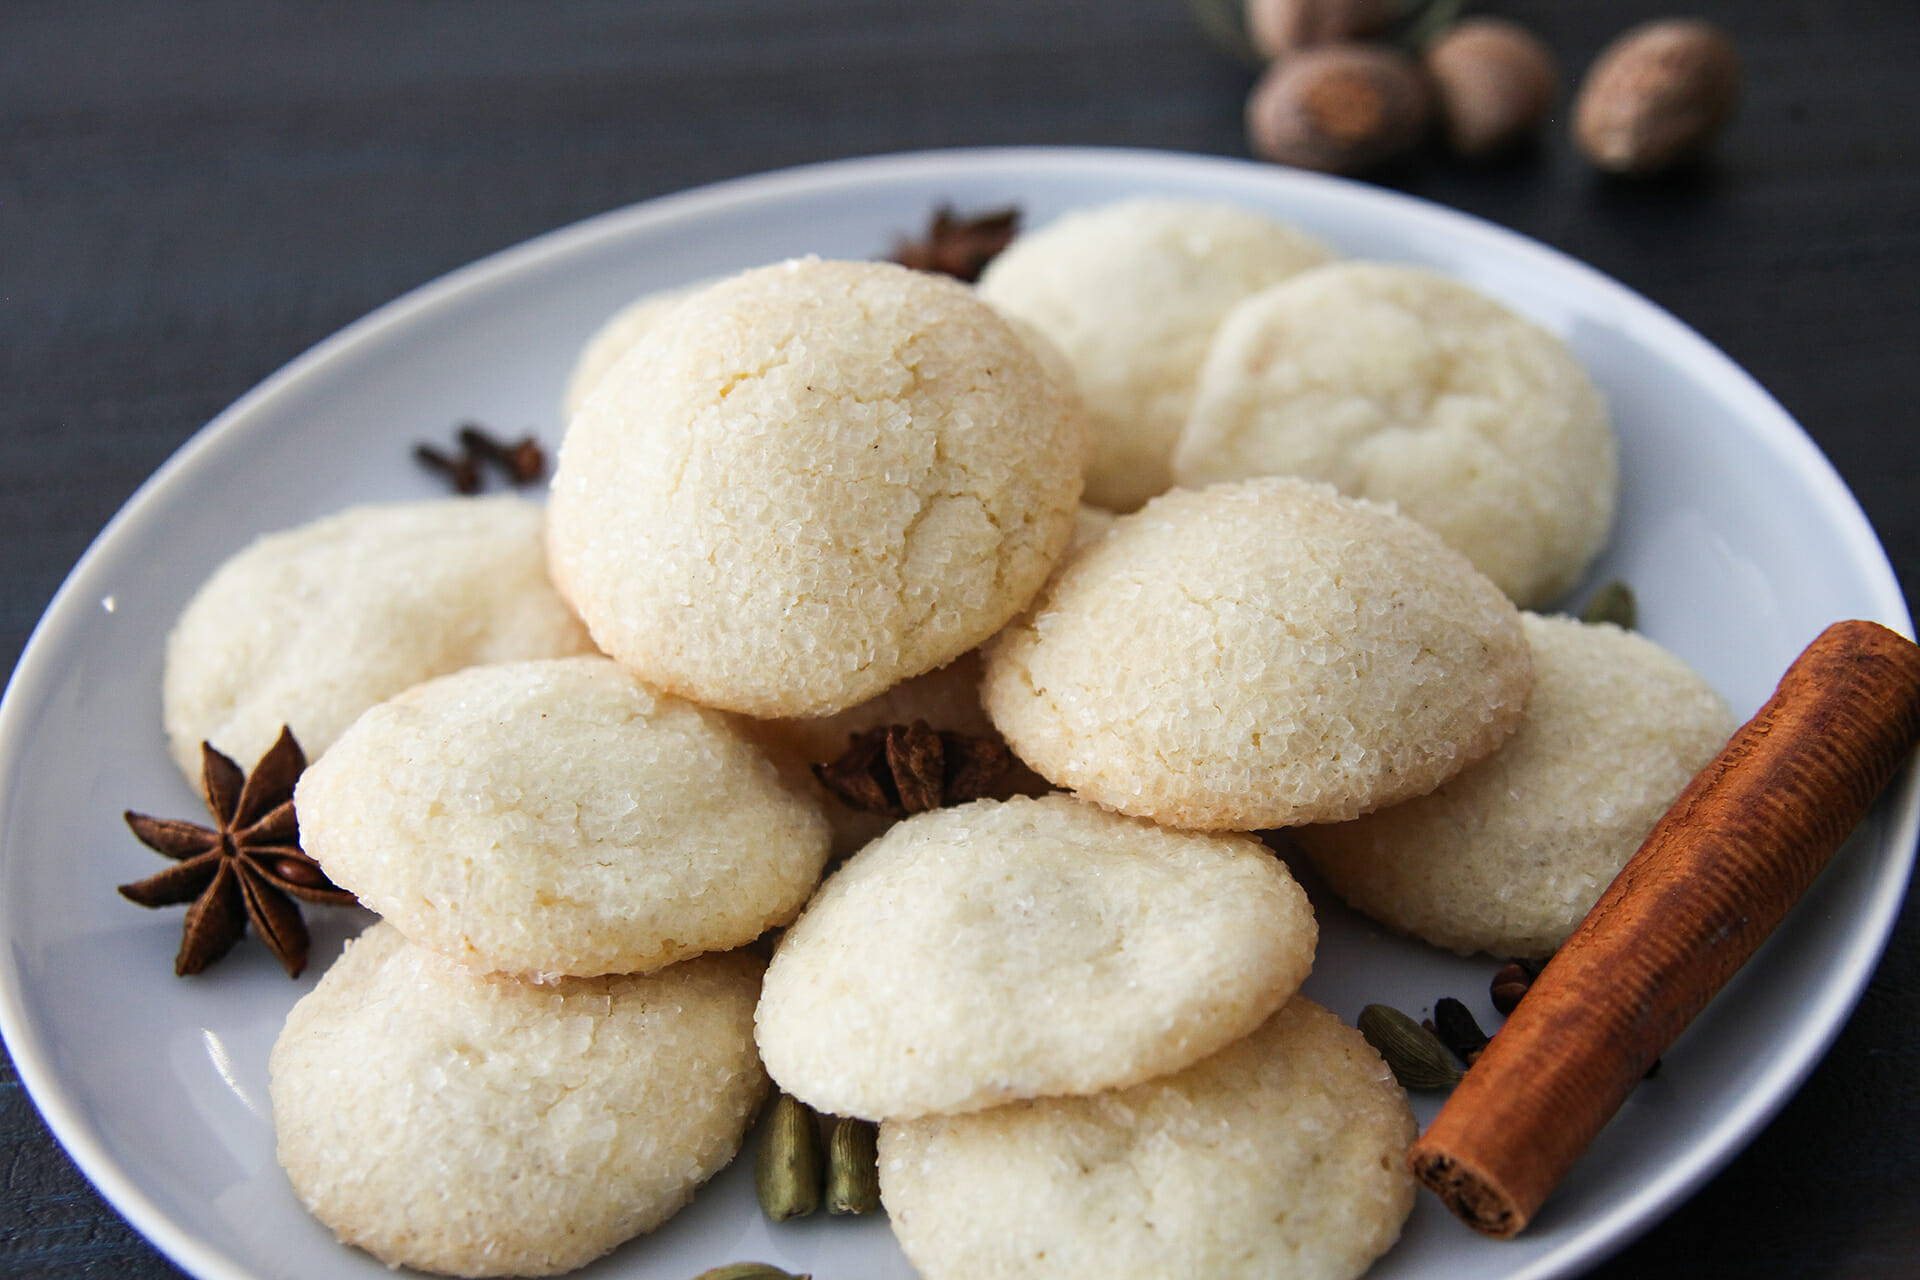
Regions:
[[982, 477, 1532, 829], [270, 925, 767, 1278], [547, 257, 1085, 718], [1297, 613, 1735, 957], [755, 794, 1316, 1119], [162, 496, 595, 784], [1175, 262, 1617, 607], [977, 197, 1332, 512], [879, 997, 1416, 1280], [296, 656, 829, 977]]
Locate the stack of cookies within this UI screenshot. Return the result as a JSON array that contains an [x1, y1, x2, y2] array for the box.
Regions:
[[269, 653, 832, 1275], [152, 198, 1737, 1279]]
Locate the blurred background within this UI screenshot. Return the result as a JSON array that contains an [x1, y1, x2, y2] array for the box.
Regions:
[[3, 2, 1917, 1276]]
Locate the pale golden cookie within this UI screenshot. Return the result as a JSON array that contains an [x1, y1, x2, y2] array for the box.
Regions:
[[1298, 613, 1735, 957], [755, 794, 1316, 1119], [547, 257, 1085, 718], [982, 477, 1532, 829], [162, 496, 594, 784], [296, 656, 829, 977], [977, 197, 1331, 511], [879, 997, 1417, 1280], [270, 925, 767, 1278], [559, 282, 703, 420], [1176, 262, 1617, 607]]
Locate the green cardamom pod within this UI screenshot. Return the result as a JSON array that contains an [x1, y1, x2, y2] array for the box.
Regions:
[[1580, 580, 1638, 630], [754, 1092, 822, 1222], [691, 1265, 811, 1280], [826, 1116, 881, 1215], [1358, 1003, 1464, 1090]]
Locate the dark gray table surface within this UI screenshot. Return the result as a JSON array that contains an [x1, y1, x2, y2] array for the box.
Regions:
[[5, 1, 1917, 1276]]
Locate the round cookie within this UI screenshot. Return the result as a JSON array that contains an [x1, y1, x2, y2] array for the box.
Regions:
[[982, 477, 1533, 829], [755, 793, 1316, 1120], [977, 196, 1332, 512], [1174, 261, 1617, 607], [547, 257, 1085, 718], [270, 925, 767, 1278], [1296, 613, 1736, 957], [296, 656, 830, 977], [879, 997, 1416, 1280], [560, 281, 704, 421], [162, 495, 595, 784]]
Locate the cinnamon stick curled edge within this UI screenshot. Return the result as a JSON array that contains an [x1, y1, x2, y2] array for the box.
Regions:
[[1409, 618, 1920, 1237]]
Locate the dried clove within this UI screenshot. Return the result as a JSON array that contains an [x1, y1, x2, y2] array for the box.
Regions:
[[414, 441, 481, 494], [415, 422, 547, 493], [458, 423, 547, 485]]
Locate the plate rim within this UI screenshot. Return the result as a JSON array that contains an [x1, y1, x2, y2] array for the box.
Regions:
[[3, 144, 1915, 1280]]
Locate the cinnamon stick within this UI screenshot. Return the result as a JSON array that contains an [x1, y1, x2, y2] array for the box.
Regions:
[[1409, 618, 1920, 1237]]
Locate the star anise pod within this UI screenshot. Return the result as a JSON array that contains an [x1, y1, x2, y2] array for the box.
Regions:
[[812, 720, 1013, 819], [889, 205, 1020, 283], [118, 727, 356, 978]]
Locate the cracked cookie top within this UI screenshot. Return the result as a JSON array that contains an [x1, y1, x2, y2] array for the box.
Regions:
[[1175, 262, 1617, 608], [547, 257, 1086, 718]]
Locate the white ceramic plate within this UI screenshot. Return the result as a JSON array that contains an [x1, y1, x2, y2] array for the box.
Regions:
[[2, 148, 1914, 1280]]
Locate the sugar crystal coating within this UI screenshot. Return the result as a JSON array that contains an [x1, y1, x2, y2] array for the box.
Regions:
[[162, 496, 595, 783], [755, 794, 1316, 1119], [296, 656, 830, 977], [1297, 612, 1736, 957], [879, 997, 1416, 1280], [547, 257, 1085, 718], [1176, 262, 1617, 607], [982, 477, 1533, 829], [270, 925, 767, 1277], [978, 197, 1332, 511]]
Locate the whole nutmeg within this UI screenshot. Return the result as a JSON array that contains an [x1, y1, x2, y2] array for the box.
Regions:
[[1425, 16, 1559, 161], [1246, 0, 1401, 60], [1246, 43, 1434, 175], [1573, 18, 1741, 175]]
